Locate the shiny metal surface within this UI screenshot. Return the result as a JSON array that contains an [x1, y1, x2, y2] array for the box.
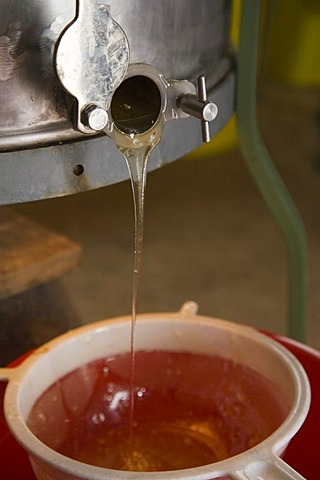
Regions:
[[0, 72, 235, 204], [0, 0, 234, 204], [55, 1, 130, 133], [178, 75, 218, 143], [104, 63, 198, 146]]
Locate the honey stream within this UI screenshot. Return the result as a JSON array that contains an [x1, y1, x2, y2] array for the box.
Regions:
[[25, 127, 288, 472], [120, 143, 157, 438]]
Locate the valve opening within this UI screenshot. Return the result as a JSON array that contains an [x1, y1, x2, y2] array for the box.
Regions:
[[111, 76, 162, 135]]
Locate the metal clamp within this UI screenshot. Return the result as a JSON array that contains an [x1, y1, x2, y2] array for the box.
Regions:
[[55, 0, 130, 134]]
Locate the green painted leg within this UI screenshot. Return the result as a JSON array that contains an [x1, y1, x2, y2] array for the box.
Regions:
[[236, 0, 307, 341]]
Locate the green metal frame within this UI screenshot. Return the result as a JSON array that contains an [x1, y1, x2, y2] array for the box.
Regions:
[[236, 0, 307, 341]]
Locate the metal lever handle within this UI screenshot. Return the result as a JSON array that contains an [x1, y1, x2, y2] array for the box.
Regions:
[[177, 75, 218, 143]]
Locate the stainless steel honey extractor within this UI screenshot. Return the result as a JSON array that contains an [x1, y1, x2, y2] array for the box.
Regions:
[[0, 0, 235, 204]]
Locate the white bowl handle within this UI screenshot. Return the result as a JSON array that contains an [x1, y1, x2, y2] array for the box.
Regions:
[[231, 456, 306, 480]]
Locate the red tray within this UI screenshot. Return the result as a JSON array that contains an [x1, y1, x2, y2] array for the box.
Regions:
[[1, 335, 319, 479]]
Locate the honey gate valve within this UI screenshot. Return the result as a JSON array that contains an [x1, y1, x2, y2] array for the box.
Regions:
[[55, 0, 218, 142]]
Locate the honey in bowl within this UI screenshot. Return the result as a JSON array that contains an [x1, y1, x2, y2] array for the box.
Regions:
[[27, 350, 287, 472]]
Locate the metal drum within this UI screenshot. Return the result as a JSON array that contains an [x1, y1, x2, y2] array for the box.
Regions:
[[0, 0, 235, 204]]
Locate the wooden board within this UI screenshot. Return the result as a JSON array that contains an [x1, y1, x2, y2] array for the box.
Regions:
[[0, 208, 82, 300]]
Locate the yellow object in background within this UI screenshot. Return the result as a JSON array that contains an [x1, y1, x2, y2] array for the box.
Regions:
[[184, 115, 238, 160], [266, 0, 320, 87], [186, 0, 241, 158], [187, 0, 320, 160]]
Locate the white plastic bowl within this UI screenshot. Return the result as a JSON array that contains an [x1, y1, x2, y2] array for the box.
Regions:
[[0, 302, 310, 480]]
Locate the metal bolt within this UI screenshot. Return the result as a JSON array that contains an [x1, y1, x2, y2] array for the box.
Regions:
[[202, 102, 218, 122], [82, 105, 109, 131]]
